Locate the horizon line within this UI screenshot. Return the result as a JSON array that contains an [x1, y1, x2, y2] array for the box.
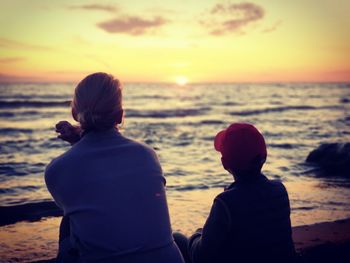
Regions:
[[0, 80, 350, 85]]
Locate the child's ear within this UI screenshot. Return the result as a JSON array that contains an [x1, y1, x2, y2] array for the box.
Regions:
[[221, 157, 235, 175], [221, 157, 229, 170]]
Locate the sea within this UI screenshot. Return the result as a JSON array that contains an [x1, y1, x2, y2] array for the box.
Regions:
[[1, 82, 350, 262]]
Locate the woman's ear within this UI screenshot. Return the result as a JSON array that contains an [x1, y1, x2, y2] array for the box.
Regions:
[[72, 107, 78, 122], [115, 109, 124, 124]]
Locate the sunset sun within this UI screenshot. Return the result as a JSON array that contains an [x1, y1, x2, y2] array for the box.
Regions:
[[175, 76, 188, 86]]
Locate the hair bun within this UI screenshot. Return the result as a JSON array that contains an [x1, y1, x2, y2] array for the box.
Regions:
[[78, 110, 97, 130]]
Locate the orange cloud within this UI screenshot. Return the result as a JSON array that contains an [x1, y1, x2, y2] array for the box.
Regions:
[[0, 38, 53, 50], [0, 73, 41, 83], [68, 4, 118, 13], [97, 16, 168, 35], [261, 20, 282, 33], [202, 2, 265, 35], [0, 57, 25, 63]]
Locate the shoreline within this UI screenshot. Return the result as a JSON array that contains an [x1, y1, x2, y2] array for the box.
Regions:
[[1, 189, 350, 262], [1, 196, 350, 263], [24, 218, 350, 263]]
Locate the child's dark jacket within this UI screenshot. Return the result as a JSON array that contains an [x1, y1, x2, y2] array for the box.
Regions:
[[189, 174, 295, 263]]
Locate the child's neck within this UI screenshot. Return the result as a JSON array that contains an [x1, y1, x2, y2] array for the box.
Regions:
[[233, 171, 262, 182]]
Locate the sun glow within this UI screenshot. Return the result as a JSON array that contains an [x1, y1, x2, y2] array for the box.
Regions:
[[175, 76, 188, 86]]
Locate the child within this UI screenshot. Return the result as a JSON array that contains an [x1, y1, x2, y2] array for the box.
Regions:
[[188, 123, 296, 263]]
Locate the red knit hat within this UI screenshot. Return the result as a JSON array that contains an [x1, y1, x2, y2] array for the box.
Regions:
[[214, 123, 267, 171]]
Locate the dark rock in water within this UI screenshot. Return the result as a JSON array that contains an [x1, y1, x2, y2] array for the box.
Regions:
[[0, 201, 62, 226], [306, 143, 350, 176], [340, 97, 350, 103]]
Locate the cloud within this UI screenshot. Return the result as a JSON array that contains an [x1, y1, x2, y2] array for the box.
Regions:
[[69, 4, 118, 13], [47, 70, 91, 75], [97, 16, 168, 35], [262, 20, 282, 33], [0, 73, 41, 83], [202, 2, 265, 35], [0, 57, 25, 63], [0, 38, 53, 50], [145, 7, 178, 15]]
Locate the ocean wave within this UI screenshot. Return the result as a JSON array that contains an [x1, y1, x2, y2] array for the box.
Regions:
[[292, 206, 315, 211], [0, 162, 45, 176], [0, 127, 34, 134], [0, 100, 71, 108], [200, 120, 225, 125], [126, 107, 211, 118], [0, 94, 69, 100], [0, 185, 40, 194], [201, 136, 215, 141], [0, 201, 62, 226], [1, 137, 66, 156], [167, 184, 210, 191], [269, 143, 294, 149], [128, 95, 171, 100], [229, 105, 343, 116], [0, 110, 58, 118], [0, 111, 15, 117], [166, 169, 188, 177], [222, 101, 240, 106]]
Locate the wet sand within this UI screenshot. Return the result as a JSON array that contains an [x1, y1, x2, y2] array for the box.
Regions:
[[1, 217, 348, 263], [1, 189, 350, 262], [293, 218, 350, 249], [293, 218, 350, 263]]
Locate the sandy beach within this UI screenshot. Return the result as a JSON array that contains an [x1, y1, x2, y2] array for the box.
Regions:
[[1, 216, 349, 262], [293, 218, 350, 262]]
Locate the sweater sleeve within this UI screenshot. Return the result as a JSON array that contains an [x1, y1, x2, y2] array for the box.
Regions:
[[44, 158, 64, 210], [188, 197, 231, 263]]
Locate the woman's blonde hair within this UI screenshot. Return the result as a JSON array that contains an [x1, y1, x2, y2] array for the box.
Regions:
[[72, 72, 122, 131]]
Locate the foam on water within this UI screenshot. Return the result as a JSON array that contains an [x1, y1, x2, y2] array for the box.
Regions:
[[0, 100, 71, 108]]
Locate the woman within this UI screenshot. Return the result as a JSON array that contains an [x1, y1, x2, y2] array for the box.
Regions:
[[45, 72, 184, 263]]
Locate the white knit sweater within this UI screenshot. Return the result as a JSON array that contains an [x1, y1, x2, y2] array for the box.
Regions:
[[45, 128, 183, 263]]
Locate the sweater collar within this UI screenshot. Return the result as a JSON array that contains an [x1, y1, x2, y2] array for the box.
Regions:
[[81, 127, 121, 141]]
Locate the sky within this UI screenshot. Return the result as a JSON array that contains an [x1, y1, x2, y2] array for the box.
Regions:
[[0, 0, 349, 83]]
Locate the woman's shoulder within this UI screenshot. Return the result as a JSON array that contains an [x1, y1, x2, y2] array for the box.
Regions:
[[45, 154, 64, 191], [121, 135, 158, 157], [45, 146, 77, 178], [119, 136, 163, 173]]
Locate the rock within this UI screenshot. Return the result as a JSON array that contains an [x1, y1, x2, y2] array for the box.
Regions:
[[0, 201, 62, 226], [340, 97, 350, 104], [306, 143, 350, 176]]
